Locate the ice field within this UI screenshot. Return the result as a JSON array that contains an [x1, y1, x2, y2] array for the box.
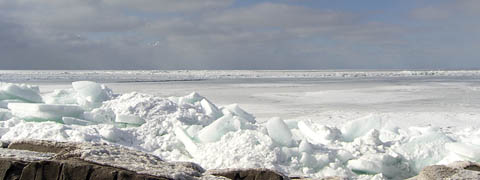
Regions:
[[2, 70, 480, 179]]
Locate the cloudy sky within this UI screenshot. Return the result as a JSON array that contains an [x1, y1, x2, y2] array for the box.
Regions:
[[0, 0, 479, 70]]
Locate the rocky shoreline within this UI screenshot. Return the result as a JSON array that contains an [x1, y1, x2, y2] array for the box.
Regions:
[[0, 140, 291, 180], [2, 140, 480, 180]]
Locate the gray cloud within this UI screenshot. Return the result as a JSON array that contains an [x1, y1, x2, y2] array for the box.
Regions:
[[0, 0, 479, 70], [102, 0, 234, 13], [411, 0, 480, 20]]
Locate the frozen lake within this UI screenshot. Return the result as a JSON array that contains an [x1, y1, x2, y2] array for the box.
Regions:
[[3, 70, 480, 178], [34, 77, 480, 129]]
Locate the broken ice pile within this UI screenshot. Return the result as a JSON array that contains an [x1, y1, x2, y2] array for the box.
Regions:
[[2, 81, 480, 179], [0, 81, 113, 124]]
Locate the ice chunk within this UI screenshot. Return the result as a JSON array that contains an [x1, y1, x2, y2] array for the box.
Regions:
[[200, 99, 222, 119], [115, 114, 145, 125], [0, 91, 8, 100], [83, 108, 115, 124], [177, 92, 203, 105], [395, 127, 453, 173], [348, 153, 411, 178], [336, 150, 354, 163], [356, 129, 383, 146], [266, 117, 293, 147], [341, 114, 383, 142], [445, 142, 480, 161], [231, 115, 254, 130], [43, 89, 77, 104], [99, 125, 134, 144], [279, 147, 297, 163], [0, 109, 12, 121], [0, 83, 43, 103], [222, 104, 255, 123], [298, 120, 341, 144], [174, 127, 198, 156], [72, 81, 112, 108], [186, 125, 203, 137], [8, 103, 84, 122], [62, 117, 95, 126], [284, 119, 298, 129], [300, 152, 318, 168], [0, 99, 26, 109], [196, 114, 237, 143], [298, 140, 313, 153]]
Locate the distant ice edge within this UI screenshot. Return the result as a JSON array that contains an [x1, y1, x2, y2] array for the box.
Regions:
[[3, 70, 480, 82], [0, 81, 479, 179]]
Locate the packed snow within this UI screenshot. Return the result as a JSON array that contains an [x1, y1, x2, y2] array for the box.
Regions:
[[1, 80, 480, 179]]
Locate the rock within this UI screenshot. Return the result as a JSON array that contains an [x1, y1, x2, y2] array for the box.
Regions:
[[0, 140, 294, 180], [8, 140, 71, 153], [290, 177, 345, 180], [0, 140, 199, 180], [408, 161, 480, 180], [207, 168, 289, 180], [0, 159, 27, 180], [0, 141, 9, 148], [0, 158, 170, 180]]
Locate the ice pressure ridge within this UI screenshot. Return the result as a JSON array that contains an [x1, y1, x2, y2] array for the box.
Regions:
[[0, 81, 479, 179]]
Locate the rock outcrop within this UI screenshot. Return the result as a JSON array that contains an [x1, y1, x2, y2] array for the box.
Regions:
[[0, 140, 290, 180], [408, 161, 480, 180], [207, 168, 288, 180]]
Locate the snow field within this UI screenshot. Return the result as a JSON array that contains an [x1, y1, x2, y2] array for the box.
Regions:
[[0, 81, 479, 179]]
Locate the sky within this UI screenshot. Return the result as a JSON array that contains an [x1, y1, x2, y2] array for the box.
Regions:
[[0, 0, 479, 70]]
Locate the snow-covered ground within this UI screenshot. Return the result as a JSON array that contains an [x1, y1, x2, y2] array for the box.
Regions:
[[2, 71, 480, 179]]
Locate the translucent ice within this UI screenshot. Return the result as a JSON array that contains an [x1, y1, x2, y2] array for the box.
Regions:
[[221, 104, 255, 123], [298, 120, 341, 144], [83, 108, 115, 124], [175, 127, 198, 156], [348, 153, 411, 178], [115, 114, 145, 126], [0, 99, 26, 109], [43, 89, 77, 105], [186, 125, 203, 137], [196, 114, 237, 143], [72, 81, 112, 108], [0, 83, 43, 103], [0, 109, 12, 121], [341, 114, 383, 142], [298, 140, 313, 153], [8, 103, 84, 122], [395, 127, 453, 173], [200, 99, 222, 119], [62, 117, 94, 126], [177, 92, 203, 105], [266, 117, 293, 147], [300, 152, 318, 168]]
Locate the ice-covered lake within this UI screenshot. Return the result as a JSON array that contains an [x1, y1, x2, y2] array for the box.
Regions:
[[35, 76, 480, 129], [2, 70, 480, 179]]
